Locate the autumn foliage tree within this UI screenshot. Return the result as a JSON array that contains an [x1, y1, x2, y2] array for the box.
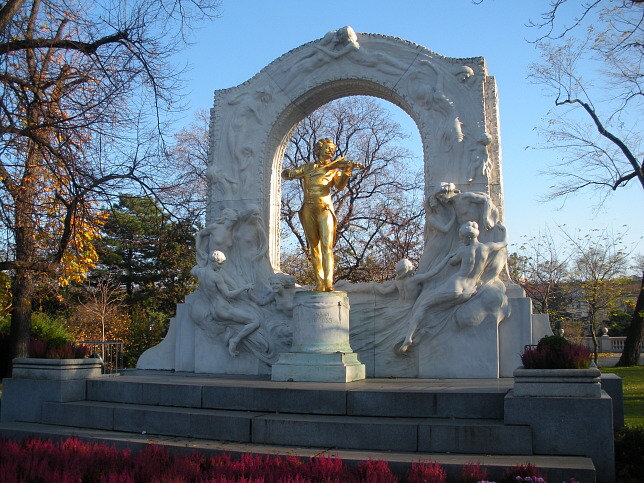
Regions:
[[0, 0, 220, 375]]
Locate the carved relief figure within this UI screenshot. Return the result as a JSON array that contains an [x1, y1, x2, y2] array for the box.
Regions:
[[206, 164, 238, 200], [344, 258, 421, 302], [266, 273, 297, 315], [233, 204, 272, 284], [282, 138, 364, 291], [418, 183, 498, 274], [226, 86, 273, 194], [195, 208, 238, 268], [190, 250, 257, 357], [466, 131, 492, 183], [399, 221, 507, 352]]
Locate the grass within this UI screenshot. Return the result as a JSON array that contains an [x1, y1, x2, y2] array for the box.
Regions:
[[600, 365, 644, 427]]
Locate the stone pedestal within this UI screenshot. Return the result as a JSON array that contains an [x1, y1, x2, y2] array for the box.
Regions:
[[271, 291, 365, 382]]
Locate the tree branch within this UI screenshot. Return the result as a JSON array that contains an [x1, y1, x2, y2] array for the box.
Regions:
[[0, 31, 129, 56], [555, 97, 644, 190]]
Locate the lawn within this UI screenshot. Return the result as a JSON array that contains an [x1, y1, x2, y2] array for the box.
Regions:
[[601, 365, 644, 427]]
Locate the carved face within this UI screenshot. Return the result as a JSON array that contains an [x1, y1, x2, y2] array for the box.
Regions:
[[314, 139, 336, 163]]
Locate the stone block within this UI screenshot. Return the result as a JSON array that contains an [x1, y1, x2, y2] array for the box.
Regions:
[[505, 391, 614, 483], [271, 352, 365, 383], [0, 378, 86, 423], [347, 390, 504, 419], [113, 404, 191, 437], [86, 379, 143, 404], [252, 413, 418, 451], [499, 297, 532, 377], [189, 409, 255, 442], [513, 368, 602, 397], [434, 392, 506, 419], [600, 373, 624, 430], [532, 313, 552, 342], [202, 385, 346, 414], [418, 420, 532, 455], [138, 383, 202, 407], [42, 401, 114, 430], [12, 358, 102, 380], [417, 296, 501, 378]]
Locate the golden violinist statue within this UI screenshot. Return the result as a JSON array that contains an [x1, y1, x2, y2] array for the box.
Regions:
[[282, 138, 365, 291]]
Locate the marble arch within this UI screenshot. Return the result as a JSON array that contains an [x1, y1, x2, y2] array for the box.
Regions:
[[207, 27, 505, 270], [138, 27, 548, 378]]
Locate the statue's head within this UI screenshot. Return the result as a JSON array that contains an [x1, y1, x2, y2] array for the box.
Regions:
[[245, 204, 261, 220], [313, 138, 336, 162], [210, 250, 226, 267], [269, 273, 296, 290], [217, 208, 238, 224], [434, 182, 460, 203], [395, 258, 414, 278], [458, 221, 479, 245], [335, 26, 357, 44]]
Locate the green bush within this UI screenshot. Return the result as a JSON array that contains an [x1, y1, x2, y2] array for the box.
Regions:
[[536, 335, 570, 352], [0, 313, 73, 375]]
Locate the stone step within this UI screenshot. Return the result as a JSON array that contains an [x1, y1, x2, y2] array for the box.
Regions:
[[41, 400, 532, 455], [86, 376, 507, 419], [0, 422, 596, 482]]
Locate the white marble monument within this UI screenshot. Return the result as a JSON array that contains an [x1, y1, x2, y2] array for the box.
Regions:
[[138, 27, 551, 378]]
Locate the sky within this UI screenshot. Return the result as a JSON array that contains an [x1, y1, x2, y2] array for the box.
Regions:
[[174, 0, 642, 267]]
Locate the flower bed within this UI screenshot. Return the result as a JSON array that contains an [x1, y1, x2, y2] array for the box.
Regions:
[[515, 335, 601, 397], [0, 437, 574, 482]]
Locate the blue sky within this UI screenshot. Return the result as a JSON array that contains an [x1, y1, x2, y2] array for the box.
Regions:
[[176, 0, 642, 264]]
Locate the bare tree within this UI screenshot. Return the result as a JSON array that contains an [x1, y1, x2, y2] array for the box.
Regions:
[[526, 1, 643, 365], [566, 228, 631, 364], [0, 0, 220, 374], [72, 280, 127, 358], [528, 1, 643, 196], [513, 228, 572, 329], [163, 110, 210, 224], [281, 97, 424, 283]]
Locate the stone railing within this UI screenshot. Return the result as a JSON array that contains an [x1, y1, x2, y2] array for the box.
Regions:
[[581, 336, 643, 353]]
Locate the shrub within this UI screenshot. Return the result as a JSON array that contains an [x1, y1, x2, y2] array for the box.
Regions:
[[407, 461, 446, 483], [536, 335, 569, 352], [500, 463, 544, 483], [1, 312, 75, 374], [28, 339, 90, 359], [460, 461, 487, 482], [521, 336, 591, 369], [356, 459, 398, 482]]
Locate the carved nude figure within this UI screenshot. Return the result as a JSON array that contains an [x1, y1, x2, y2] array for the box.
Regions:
[[267, 273, 297, 315], [399, 221, 507, 352], [281, 27, 359, 91], [338, 258, 420, 301], [190, 250, 258, 357], [195, 208, 238, 267]]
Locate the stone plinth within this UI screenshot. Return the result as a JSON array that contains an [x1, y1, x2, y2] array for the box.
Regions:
[[271, 291, 365, 382], [513, 367, 602, 397], [12, 358, 103, 380]]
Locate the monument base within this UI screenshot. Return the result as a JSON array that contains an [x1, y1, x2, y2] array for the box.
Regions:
[[271, 352, 365, 382], [271, 291, 365, 383]]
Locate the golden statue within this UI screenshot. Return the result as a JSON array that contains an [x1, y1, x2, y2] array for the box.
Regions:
[[282, 138, 364, 291]]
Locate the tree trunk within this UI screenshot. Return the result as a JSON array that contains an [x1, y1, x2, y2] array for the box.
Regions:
[[5, 215, 36, 377], [616, 273, 643, 367], [590, 325, 599, 366]]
